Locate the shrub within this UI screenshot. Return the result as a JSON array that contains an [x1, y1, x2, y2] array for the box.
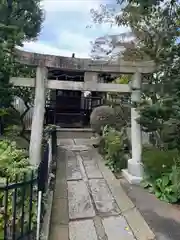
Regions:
[[142, 146, 179, 179], [90, 105, 115, 134], [142, 160, 180, 203], [0, 139, 37, 238], [0, 139, 34, 181], [101, 126, 128, 173], [142, 146, 180, 203], [3, 107, 22, 127]]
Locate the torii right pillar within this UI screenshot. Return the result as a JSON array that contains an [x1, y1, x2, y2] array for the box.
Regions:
[[122, 71, 142, 184]]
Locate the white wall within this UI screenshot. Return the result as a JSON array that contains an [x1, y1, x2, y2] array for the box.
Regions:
[[13, 97, 33, 130]]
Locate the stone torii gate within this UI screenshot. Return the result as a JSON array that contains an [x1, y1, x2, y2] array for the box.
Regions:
[[11, 49, 155, 184]]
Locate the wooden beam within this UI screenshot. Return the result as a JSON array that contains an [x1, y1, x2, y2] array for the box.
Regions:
[[15, 49, 155, 73], [10, 77, 131, 93]]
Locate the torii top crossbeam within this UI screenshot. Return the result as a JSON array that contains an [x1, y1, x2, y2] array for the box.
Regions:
[[16, 49, 155, 74]]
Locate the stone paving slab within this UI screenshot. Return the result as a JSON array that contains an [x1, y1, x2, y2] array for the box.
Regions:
[[74, 138, 93, 145], [89, 179, 120, 215], [83, 160, 103, 179], [69, 220, 98, 240], [58, 138, 74, 146], [93, 216, 108, 240], [62, 145, 90, 151], [67, 154, 82, 180], [93, 150, 135, 213], [102, 216, 135, 240], [68, 180, 95, 220], [74, 138, 99, 146], [80, 149, 93, 161]]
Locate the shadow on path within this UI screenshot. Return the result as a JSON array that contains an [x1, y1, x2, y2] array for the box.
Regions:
[[121, 179, 180, 240]]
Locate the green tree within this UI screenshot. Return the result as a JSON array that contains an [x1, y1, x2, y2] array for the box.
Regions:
[[119, 2, 180, 149], [0, 0, 43, 108], [0, 0, 43, 140], [91, 0, 180, 149]]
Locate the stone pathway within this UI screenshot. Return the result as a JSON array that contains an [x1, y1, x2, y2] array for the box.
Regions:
[[49, 138, 155, 240]]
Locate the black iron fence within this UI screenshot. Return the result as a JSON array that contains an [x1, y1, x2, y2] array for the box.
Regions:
[[0, 127, 57, 240], [39, 127, 57, 192], [0, 171, 37, 240]]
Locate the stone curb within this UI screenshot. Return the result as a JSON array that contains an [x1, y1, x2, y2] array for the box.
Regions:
[[48, 148, 69, 240], [41, 158, 57, 239], [41, 191, 54, 240], [94, 152, 156, 240]]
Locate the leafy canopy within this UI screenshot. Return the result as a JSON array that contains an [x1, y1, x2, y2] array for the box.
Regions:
[[0, 0, 43, 108], [91, 0, 180, 150]]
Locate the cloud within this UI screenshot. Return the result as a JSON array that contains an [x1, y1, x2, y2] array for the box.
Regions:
[[58, 30, 92, 53], [22, 0, 129, 58], [42, 0, 101, 13], [21, 41, 90, 58]]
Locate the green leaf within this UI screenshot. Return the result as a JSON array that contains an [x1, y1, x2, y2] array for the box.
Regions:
[[161, 175, 170, 187], [160, 194, 170, 202], [155, 178, 162, 188], [155, 190, 162, 198], [167, 194, 178, 203]]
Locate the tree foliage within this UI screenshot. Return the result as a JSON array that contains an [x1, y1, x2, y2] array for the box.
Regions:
[[91, 0, 180, 150], [0, 0, 43, 41], [0, 0, 43, 145], [91, 0, 179, 60], [0, 0, 43, 108]]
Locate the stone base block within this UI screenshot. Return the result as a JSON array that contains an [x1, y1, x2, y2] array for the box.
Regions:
[[128, 159, 143, 178], [122, 159, 143, 185], [122, 169, 142, 185]]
